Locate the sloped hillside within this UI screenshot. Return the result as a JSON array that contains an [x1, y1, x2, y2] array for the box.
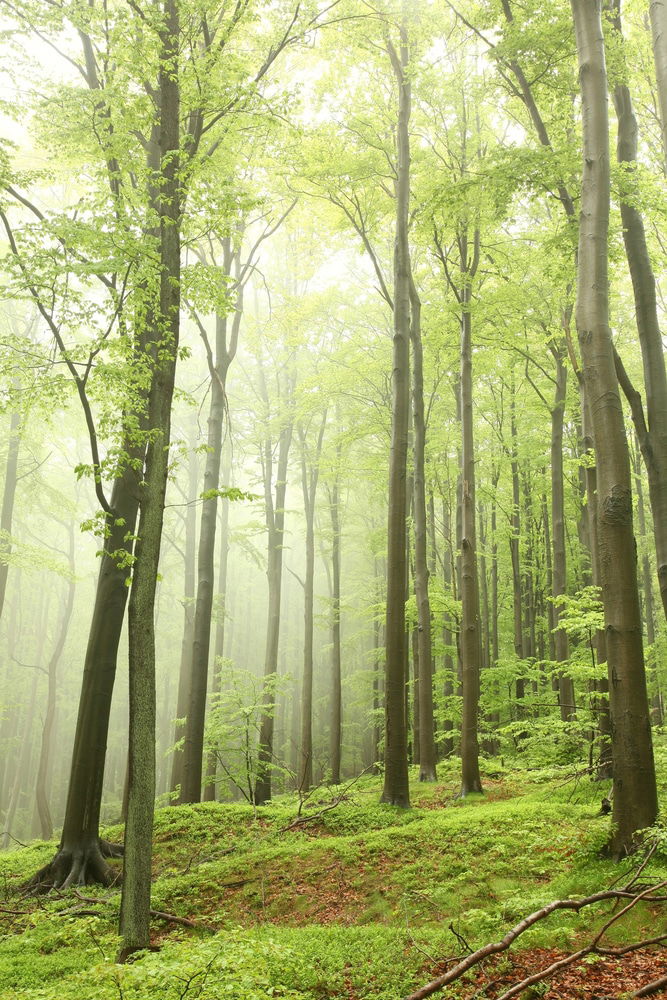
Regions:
[[1, 759, 667, 1000]]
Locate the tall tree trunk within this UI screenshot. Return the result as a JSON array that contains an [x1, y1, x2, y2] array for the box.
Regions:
[[203, 460, 231, 802], [571, 0, 657, 856], [410, 281, 437, 781], [297, 414, 326, 794], [380, 26, 412, 807], [459, 234, 483, 796], [328, 446, 343, 785], [255, 396, 294, 805], [550, 342, 575, 720], [170, 431, 198, 798], [0, 399, 21, 622], [181, 246, 243, 804], [608, 1, 667, 626], [35, 524, 76, 840], [509, 388, 525, 712], [650, 0, 667, 168], [120, 3, 180, 952]]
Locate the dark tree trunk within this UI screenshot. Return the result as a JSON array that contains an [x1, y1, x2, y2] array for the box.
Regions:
[[571, 0, 657, 856]]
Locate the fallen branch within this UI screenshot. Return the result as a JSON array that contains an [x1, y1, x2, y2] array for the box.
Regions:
[[402, 883, 666, 1000], [70, 891, 216, 932]]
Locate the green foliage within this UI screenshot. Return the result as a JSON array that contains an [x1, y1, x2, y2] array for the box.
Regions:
[[4, 763, 667, 1000]]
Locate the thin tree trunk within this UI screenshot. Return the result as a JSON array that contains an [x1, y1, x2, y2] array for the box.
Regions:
[[0, 400, 21, 622], [297, 414, 326, 794], [410, 280, 437, 781], [170, 432, 198, 798], [381, 26, 412, 807], [203, 459, 231, 802], [181, 246, 243, 804], [459, 235, 483, 796], [35, 524, 76, 840], [550, 342, 575, 721], [255, 393, 294, 805], [329, 446, 343, 785]]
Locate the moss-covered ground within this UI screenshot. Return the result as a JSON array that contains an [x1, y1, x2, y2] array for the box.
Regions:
[[2, 756, 667, 999]]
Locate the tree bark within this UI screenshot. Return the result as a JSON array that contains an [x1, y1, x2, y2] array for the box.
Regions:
[[254, 372, 294, 805], [297, 413, 326, 794], [170, 429, 198, 798], [410, 280, 437, 782], [120, 0, 180, 953], [609, 0, 667, 626], [550, 341, 575, 721], [203, 458, 231, 801], [381, 25, 412, 807], [180, 244, 242, 804], [0, 400, 21, 622], [328, 446, 343, 785], [649, 0, 667, 168], [35, 524, 76, 840], [459, 253, 483, 796], [571, 0, 657, 856]]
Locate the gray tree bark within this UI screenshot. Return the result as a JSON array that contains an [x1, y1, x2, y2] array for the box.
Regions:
[[571, 0, 657, 856]]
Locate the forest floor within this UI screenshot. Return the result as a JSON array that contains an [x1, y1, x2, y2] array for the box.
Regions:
[[2, 754, 667, 999]]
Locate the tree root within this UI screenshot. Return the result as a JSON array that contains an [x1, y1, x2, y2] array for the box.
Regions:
[[22, 841, 122, 894]]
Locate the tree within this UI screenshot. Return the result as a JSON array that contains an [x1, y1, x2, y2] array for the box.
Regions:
[[570, 0, 657, 856]]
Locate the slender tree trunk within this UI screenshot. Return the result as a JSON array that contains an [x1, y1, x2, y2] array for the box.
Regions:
[[509, 390, 525, 713], [181, 246, 242, 803], [170, 433, 198, 798], [255, 404, 293, 805], [0, 400, 21, 621], [120, 4, 180, 952], [35, 524, 76, 840], [459, 251, 483, 796], [410, 282, 437, 781], [203, 461, 231, 802], [381, 26, 412, 807], [329, 449, 343, 785], [297, 415, 326, 794], [550, 342, 575, 720], [571, 0, 657, 856]]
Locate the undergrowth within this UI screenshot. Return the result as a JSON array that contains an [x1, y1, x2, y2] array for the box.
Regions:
[[1, 759, 666, 1000]]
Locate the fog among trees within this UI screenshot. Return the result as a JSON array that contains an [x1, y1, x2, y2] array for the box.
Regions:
[[0, 0, 666, 962]]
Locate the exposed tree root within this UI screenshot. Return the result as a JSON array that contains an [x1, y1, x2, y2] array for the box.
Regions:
[[22, 841, 122, 894]]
